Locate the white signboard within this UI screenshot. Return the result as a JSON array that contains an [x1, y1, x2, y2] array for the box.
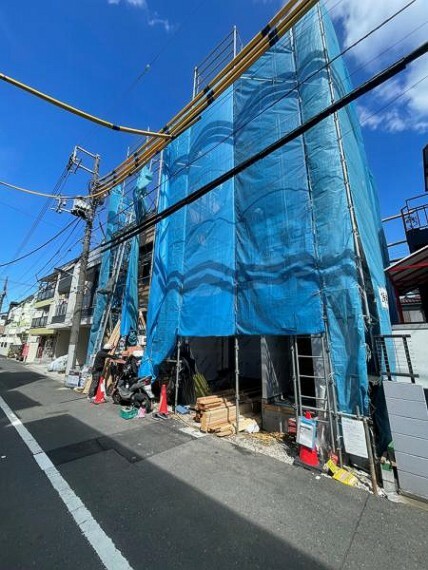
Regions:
[[341, 417, 368, 458], [297, 416, 316, 449]]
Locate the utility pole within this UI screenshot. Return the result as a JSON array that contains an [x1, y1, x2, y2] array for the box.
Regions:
[[65, 147, 100, 375], [0, 278, 7, 313]]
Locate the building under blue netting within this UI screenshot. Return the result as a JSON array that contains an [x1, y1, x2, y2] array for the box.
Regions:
[[139, 4, 392, 442]]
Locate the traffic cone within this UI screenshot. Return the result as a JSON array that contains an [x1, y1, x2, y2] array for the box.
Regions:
[[93, 376, 106, 405], [158, 383, 168, 415], [298, 411, 319, 468], [299, 444, 319, 467]]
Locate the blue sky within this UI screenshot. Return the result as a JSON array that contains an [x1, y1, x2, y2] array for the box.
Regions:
[[0, 0, 427, 304]]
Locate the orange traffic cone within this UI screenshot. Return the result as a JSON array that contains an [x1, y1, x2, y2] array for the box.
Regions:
[[93, 376, 106, 405], [158, 383, 168, 415], [299, 443, 319, 467], [298, 411, 319, 468]]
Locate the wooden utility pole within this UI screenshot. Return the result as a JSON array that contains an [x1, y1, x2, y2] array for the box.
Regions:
[[65, 147, 100, 375], [0, 278, 8, 313]]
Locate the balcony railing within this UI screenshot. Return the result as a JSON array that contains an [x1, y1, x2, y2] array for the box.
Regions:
[[51, 314, 66, 324], [37, 287, 55, 301], [31, 316, 48, 328]]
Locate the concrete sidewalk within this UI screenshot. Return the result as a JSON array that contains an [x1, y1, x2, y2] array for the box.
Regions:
[[1, 357, 427, 569]]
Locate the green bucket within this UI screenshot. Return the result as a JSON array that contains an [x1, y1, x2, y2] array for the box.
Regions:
[[120, 406, 138, 420]]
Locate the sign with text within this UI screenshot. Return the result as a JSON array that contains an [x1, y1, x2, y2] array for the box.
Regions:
[[342, 417, 368, 458], [297, 416, 316, 449]]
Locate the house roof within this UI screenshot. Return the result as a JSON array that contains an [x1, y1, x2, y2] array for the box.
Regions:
[[386, 244, 428, 294]]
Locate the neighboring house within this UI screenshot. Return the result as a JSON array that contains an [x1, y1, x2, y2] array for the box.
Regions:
[[385, 194, 428, 389], [47, 252, 101, 368], [0, 254, 102, 367], [0, 296, 36, 358], [0, 312, 8, 336]]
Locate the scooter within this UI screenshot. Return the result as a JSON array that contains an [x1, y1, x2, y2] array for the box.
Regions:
[[110, 352, 155, 412]]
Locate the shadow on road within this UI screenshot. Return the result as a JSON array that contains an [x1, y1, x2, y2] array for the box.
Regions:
[[4, 407, 330, 569]]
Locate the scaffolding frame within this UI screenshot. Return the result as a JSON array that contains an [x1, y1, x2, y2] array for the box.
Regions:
[[193, 27, 241, 98], [292, 334, 342, 463]]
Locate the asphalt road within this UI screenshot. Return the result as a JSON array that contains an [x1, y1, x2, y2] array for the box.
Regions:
[[0, 357, 427, 569]]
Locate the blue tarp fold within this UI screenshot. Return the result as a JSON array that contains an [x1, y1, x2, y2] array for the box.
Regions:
[[120, 167, 153, 339]]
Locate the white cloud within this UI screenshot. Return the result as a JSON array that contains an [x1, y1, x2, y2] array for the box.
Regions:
[[326, 0, 428, 133], [107, 0, 174, 33], [147, 14, 174, 34]]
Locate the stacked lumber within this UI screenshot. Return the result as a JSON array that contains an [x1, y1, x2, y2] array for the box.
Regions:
[[195, 393, 257, 436]]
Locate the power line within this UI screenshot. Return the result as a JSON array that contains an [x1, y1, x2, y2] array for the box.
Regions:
[[0, 167, 72, 286], [0, 0, 418, 211], [0, 71, 171, 138], [0, 219, 76, 268], [8, 221, 83, 301], [34, 219, 82, 280], [96, 42, 428, 254], [0, 198, 62, 229], [0, 0, 367, 205], [115, 0, 209, 103], [0, 178, 71, 199], [3, 168, 68, 260]]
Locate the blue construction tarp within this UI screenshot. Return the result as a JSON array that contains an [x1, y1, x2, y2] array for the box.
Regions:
[[140, 5, 391, 413], [120, 167, 153, 339], [87, 185, 123, 361]]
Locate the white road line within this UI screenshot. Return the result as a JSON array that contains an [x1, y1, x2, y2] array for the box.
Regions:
[[0, 395, 133, 570]]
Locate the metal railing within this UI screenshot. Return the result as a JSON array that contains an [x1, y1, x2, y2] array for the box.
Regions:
[[31, 316, 48, 328], [375, 334, 419, 383], [402, 199, 428, 232], [36, 287, 55, 301], [51, 314, 66, 324]]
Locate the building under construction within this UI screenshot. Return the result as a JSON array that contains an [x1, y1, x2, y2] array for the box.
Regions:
[[91, 2, 391, 458], [76, 1, 428, 490]]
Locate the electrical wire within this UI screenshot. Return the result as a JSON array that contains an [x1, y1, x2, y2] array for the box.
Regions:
[[0, 0, 419, 210], [34, 219, 82, 280], [0, 178, 70, 199], [0, 219, 76, 268], [0, 167, 71, 284], [0, 71, 171, 138], [0, 198, 63, 230], [117, 0, 209, 99], [11, 221, 83, 299], [0, 0, 349, 203], [10, 168, 68, 254]]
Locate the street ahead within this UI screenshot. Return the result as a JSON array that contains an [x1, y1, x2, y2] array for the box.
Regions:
[[0, 357, 427, 570]]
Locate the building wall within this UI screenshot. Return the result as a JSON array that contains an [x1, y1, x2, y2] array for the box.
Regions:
[[76, 327, 90, 368], [54, 329, 70, 359], [392, 323, 428, 388], [384, 381, 428, 501]]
